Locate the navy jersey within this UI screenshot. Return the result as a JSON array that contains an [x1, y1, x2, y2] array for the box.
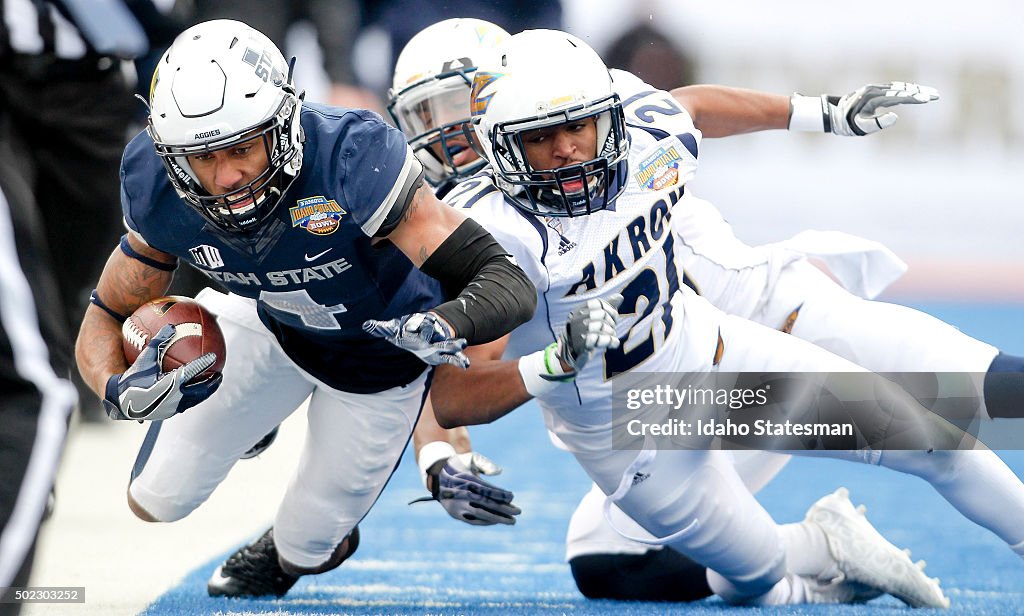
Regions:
[[120, 103, 442, 393]]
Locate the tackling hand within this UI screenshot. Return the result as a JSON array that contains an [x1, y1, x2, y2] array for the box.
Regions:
[[826, 82, 939, 136], [103, 324, 222, 422], [548, 294, 623, 378], [363, 312, 469, 368], [411, 452, 522, 526]]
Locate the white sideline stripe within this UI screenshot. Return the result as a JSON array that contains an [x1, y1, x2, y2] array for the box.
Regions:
[[274, 598, 578, 609], [948, 588, 1024, 599], [0, 185, 77, 585], [342, 559, 565, 573], [313, 583, 579, 599]]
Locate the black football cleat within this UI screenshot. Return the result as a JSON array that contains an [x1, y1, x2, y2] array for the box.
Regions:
[[207, 528, 298, 598]]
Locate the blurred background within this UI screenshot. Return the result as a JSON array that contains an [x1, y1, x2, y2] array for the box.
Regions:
[[556, 0, 1024, 303], [193, 0, 1024, 301]]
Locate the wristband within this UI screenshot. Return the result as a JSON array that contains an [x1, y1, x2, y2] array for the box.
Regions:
[[89, 289, 128, 323], [418, 440, 457, 489], [119, 234, 178, 271], [788, 94, 828, 132], [518, 343, 573, 398]]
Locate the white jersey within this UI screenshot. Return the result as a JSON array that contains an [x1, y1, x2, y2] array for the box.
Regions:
[[446, 70, 717, 446]]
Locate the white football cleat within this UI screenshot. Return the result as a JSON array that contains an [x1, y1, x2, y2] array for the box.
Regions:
[[795, 573, 882, 604], [806, 487, 950, 609]]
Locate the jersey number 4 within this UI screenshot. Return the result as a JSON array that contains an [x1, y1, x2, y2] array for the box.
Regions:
[[260, 289, 348, 330]]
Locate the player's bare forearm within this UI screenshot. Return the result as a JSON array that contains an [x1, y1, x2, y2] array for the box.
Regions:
[[671, 85, 790, 137], [432, 357, 532, 428], [414, 396, 471, 456], [74, 239, 175, 396], [76, 305, 131, 396]]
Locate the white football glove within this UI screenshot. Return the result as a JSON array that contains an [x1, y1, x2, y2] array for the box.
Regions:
[[790, 81, 939, 136], [552, 294, 624, 375], [518, 294, 623, 397]]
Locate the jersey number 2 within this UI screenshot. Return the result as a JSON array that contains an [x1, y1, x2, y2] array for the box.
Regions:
[[603, 234, 684, 379]]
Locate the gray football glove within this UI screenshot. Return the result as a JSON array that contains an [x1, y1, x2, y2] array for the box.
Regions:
[[363, 311, 469, 368], [103, 324, 222, 422], [826, 81, 939, 136], [547, 294, 623, 378], [411, 452, 522, 526]]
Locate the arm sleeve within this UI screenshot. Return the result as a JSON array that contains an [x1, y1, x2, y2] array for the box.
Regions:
[[420, 219, 537, 345]]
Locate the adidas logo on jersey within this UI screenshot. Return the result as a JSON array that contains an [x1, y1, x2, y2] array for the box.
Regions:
[[545, 217, 577, 255]]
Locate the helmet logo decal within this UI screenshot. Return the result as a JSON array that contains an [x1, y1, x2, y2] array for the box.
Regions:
[[470, 71, 503, 117], [441, 57, 472, 72], [242, 47, 284, 84], [290, 196, 346, 236], [547, 94, 576, 108], [634, 145, 682, 192], [149, 65, 160, 102], [194, 129, 221, 140]]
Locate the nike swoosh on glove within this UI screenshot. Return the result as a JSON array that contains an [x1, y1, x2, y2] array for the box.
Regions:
[[103, 324, 222, 422]]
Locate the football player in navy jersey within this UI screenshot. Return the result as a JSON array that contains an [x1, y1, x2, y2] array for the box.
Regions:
[[73, 19, 535, 598]]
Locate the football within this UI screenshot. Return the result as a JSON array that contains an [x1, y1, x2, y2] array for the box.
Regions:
[[122, 296, 226, 381]]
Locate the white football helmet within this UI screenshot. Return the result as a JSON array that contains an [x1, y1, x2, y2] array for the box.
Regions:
[[147, 19, 304, 233], [471, 29, 629, 217], [387, 18, 510, 187]]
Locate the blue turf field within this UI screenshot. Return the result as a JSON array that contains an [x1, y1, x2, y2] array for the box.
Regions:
[[143, 302, 1024, 615]]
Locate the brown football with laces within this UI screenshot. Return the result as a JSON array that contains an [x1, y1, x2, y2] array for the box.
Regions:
[[122, 296, 226, 381]]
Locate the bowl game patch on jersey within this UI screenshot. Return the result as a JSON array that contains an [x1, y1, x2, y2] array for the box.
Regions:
[[633, 144, 683, 191], [290, 195, 346, 236]]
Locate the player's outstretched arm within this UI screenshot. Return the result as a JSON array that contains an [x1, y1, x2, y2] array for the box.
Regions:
[[431, 296, 623, 428], [671, 85, 791, 137], [431, 337, 530, 427], [364, 185, 536, 366], [671, 82, 937, 138], [75, 232, 176, 397]]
